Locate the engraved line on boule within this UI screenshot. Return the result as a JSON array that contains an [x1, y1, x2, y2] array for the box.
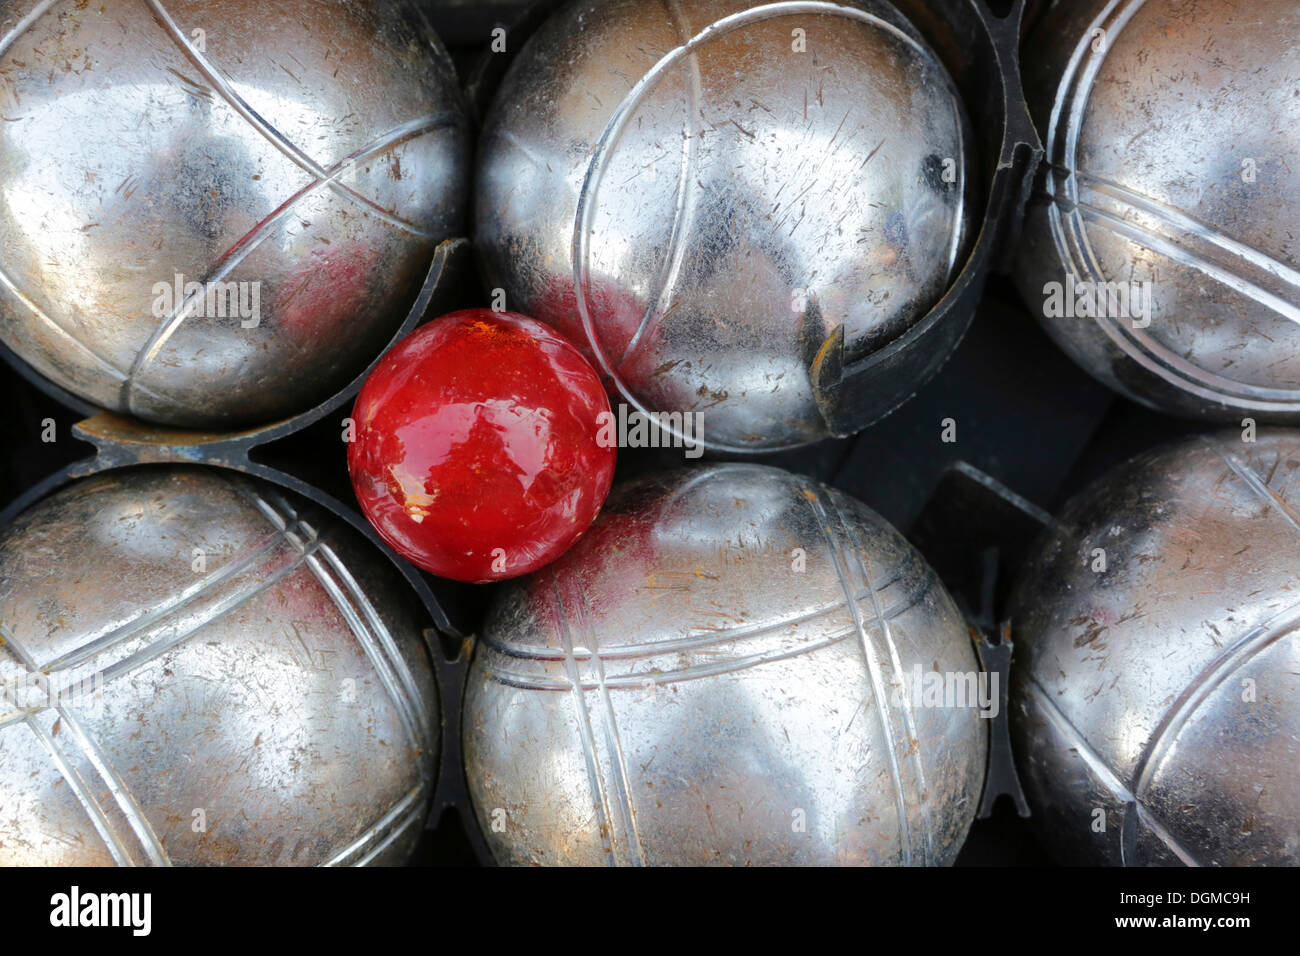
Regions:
[[0, 626, 172, 866], [1110, 441, 1300, 823], [23, 719, 137, 867], [942, 77, 967, 284], [95, 536, 324, 690], [479, 571, 929, 689], [1051, 192, 1300, 331], [1132, 598, 1300, 823], [838, 509, 935, 867], [1038, 0, 1300, 412], [0, 0, 58, 61], [323, 783, 423, 866], [1052, 167, 1300, 299], [1207, 437, 1300, 534], [1024, 677, 1199, 867], [549, 567, 618, 864], [801, 483, 913, 865], [42, 522, 309, 674], [145, 0, 439, 238], [572, 1, 934, 455], [301, 548, 426, 754], [352, 797, 427, 867], [1045, 0, 1146, 199], [314, 541, 435, 749], [569, 574, 646, 867], [1046, 0, 1150, 332], [478, 560, 921, 663], [0, 263, 132, 385], [121, 112, 450, 417], [48, 700, 173, 867], [610, 0, 702, 372], [8, 525, 321, 694], [1044, 0, 1151, 348], [480, 610, 926, 691], [234, 482, 430, 755], [0, 705, 36, 729]]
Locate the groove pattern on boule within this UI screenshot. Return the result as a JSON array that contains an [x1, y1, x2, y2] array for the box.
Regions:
[[1010, 432, 1300, 866], [475, 0, 973, 452], [465, 463, 986, 866], [0, 467, 437, 866], [1016, 0, 1300, 421], [0, 0, 469, 427]]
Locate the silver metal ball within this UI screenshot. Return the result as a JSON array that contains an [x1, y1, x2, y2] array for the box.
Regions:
[[1015, 0, 1300, 421], [0, 0, 469, 428], [475, 0, 973, 452], [1009, 431, 1300, 866], [0, 467, 437, 866], [464, 463, 986, 865]]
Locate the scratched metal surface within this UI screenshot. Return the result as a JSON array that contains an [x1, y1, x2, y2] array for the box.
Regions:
[[465, 464, 987, 866], [474, 0, 975, 453], [1016, 0, 1300, 422], [0, 466, 438, 865], [0, 0, 470, 428], [1010, 432, 1300, 866]]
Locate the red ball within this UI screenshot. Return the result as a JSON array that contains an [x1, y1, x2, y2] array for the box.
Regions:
[[347, 309, 617, 583]]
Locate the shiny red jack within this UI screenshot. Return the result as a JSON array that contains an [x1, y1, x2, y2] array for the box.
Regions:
[[348, 309, 617, 583]]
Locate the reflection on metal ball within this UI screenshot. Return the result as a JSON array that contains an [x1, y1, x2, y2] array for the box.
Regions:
[[475, 0, 973, 452], [0, 0, 469, 428], [1010, 431, 1300, 865], [0, 467, 437, 865], [1015, 0, 1300, 421], [465, 463, 986, 865]]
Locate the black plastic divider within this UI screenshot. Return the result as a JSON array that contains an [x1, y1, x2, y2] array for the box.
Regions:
[[810, 0, 1044, 435]]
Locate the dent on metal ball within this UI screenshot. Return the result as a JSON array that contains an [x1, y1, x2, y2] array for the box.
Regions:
[[1015, 0, 1300, 421], [475, 0, 973, 453], [0, 467, 438, 866], [464, 463, 986, 866], [0, 0, 468, 428], [1009, 431, 1300, 866]]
